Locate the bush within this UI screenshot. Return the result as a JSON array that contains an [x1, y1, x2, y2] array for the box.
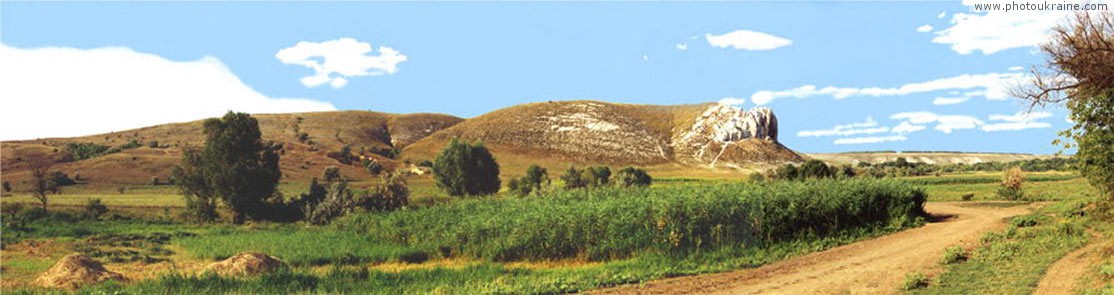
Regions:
[[432, 139, 500, 196], [64, 143, 111, 161], [997, 167, 1024, 200], [84, 198, 109, 219], [2, 181, 10, 193], [365, 172, 409, 212], [615, 167, 652, 187], [362, 159, 383, 176], [584, 166, 611, 187], [324, 166, 342, 183], [961, 193, 975, 201], [560, 166, 587, 189], [347, 178, 926, 261], [509, 164, 549, 196], [941, 246, 968, 264], [902, 272, 930, 290], [748, 172, 765, 182]]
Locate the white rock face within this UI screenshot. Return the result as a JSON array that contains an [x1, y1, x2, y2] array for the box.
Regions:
[[672, 103, 781, 165]]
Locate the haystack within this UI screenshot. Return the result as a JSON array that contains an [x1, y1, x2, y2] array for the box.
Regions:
[[35, 253, 127, 289], [204, 252, 287, 276]]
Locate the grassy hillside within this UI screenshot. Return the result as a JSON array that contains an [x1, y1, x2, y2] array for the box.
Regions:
[[1, 111, 462, 189], [401, 100, 803, 176]]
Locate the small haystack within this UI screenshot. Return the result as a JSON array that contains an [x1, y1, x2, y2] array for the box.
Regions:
[[204, 252, 287, 276], [35, 253, 127, 289]]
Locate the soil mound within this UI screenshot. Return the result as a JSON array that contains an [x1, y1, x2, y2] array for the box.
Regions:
[[204, 252, 287, 276], [35, 253, 127, 289]]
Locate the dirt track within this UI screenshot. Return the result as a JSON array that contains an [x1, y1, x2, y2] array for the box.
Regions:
[[1033, 230, 1104, 295], [593, 202, 1037, 295]]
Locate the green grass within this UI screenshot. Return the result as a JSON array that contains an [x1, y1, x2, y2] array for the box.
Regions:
[[175, 227, 427, 266], [920, 175, 1098, 202], [908, 199, 1092, 294], [342, 178, 927, 262]]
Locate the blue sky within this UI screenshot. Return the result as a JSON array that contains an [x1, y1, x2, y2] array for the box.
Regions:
[[1, 1, 1088, 153]]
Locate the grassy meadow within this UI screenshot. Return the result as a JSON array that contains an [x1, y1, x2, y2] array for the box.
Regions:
[[1, 169, 1108, 294]]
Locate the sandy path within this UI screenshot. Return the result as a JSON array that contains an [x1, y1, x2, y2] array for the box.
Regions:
[[592, 202, 1037, 295], [1033, 230, 1104, 295]]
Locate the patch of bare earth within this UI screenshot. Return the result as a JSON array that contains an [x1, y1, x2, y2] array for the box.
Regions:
[[1033, 230, 1105, 295], [592, 202, 1038, 295]]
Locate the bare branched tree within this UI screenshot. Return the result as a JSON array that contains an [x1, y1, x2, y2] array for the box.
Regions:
[[1013, 11, 1114, 202]]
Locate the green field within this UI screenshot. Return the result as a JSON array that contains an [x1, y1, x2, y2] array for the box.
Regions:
[[1, 170, 1108, 294]]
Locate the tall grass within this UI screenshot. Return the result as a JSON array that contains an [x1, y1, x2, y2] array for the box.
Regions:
[[176, 227, 426, 266], [339, 178, 927, 262]]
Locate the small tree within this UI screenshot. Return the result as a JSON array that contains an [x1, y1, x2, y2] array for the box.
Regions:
[[432, 139, 501, 196], [3, 180, 12, 193], [84, 198, 109, 219], [29, 164, 55, 211], [366, 172, 409, 211], [509, 164, 550, 196], [615, 167, 652, 187], [998, 167, 1025, 201], [362, 158, 384, 176], [324, 166, 342, 183], [561, 166, 587, 189], [584, 166, 611, 187]]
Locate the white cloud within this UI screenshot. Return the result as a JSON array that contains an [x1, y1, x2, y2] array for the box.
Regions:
[[718, 97, 747, 106], [932, 96, 970, 105], [675, 43, 688, 51], [891, 121, 927, 134], [834, 135, 908, 145], [749, 72, 1024, 105], [642, 54, 649, 61], [917, 25, 934, 33], [928, 0, 1110, 54], [982, 111, 1053, 131], [0, 44, 336, 140], [938, 11, 947, 19], [797, 117, 890, 137], [890, 112, 984, 133], [705, 30, 792, 51], [932, 91, 983, 105], [276, 37, 407, 88], [1008, 66, 1024, 71]]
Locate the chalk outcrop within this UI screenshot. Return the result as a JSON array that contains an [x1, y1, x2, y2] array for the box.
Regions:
[[673, 104, 796, 167]]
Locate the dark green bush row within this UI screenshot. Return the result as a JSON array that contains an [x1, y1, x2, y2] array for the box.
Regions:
[[341, 178, 926, 262]]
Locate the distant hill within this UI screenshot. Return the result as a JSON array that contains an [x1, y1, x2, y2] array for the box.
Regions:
[[1, 111, 463, 189], [1, 100, 807, 189], [806, 151, 1058, 165], [401, 100, 803, 175]]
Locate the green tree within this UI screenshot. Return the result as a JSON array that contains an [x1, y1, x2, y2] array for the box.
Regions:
[[561, 166, 587, 189], [584, 166, 611, 187], [615, 167, 652, 187], [172, 111, 281, 224], [324, 166, 342, 183], [510, 164, 550, 196], [432, 139, 501, 196], [1015, 12, 1114, 202]]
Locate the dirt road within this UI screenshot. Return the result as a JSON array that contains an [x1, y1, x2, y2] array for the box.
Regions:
[[1033, 230, 1104, 295], [593, 202, 1037, 295]]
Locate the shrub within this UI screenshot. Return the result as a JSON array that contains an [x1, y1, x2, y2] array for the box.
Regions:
[[64, 143, 111, 161], [84, 198, 109, 219], [997, 167, 1024, 200], [902, 272, 930, 290], [151, 177, 161, 186], [362, 159, 383, 176], [1010, 215, 1040, 227], [941, 246, 968, 264], [961, 193, 975, 201], [615, 167, 652, 187], [2, 181, 10, 193], [560, 166, 587, 189], [748, 172, 765, 182], [509, 164, 550, 196], [417, 160, 433, 167], [365, 172, 409, 212], [432, 139, 500, 196], [348, 178, 927, 261], [147, 141, 159, 148], [584, 166, 611, 187], [324, 166, 342, 183]]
